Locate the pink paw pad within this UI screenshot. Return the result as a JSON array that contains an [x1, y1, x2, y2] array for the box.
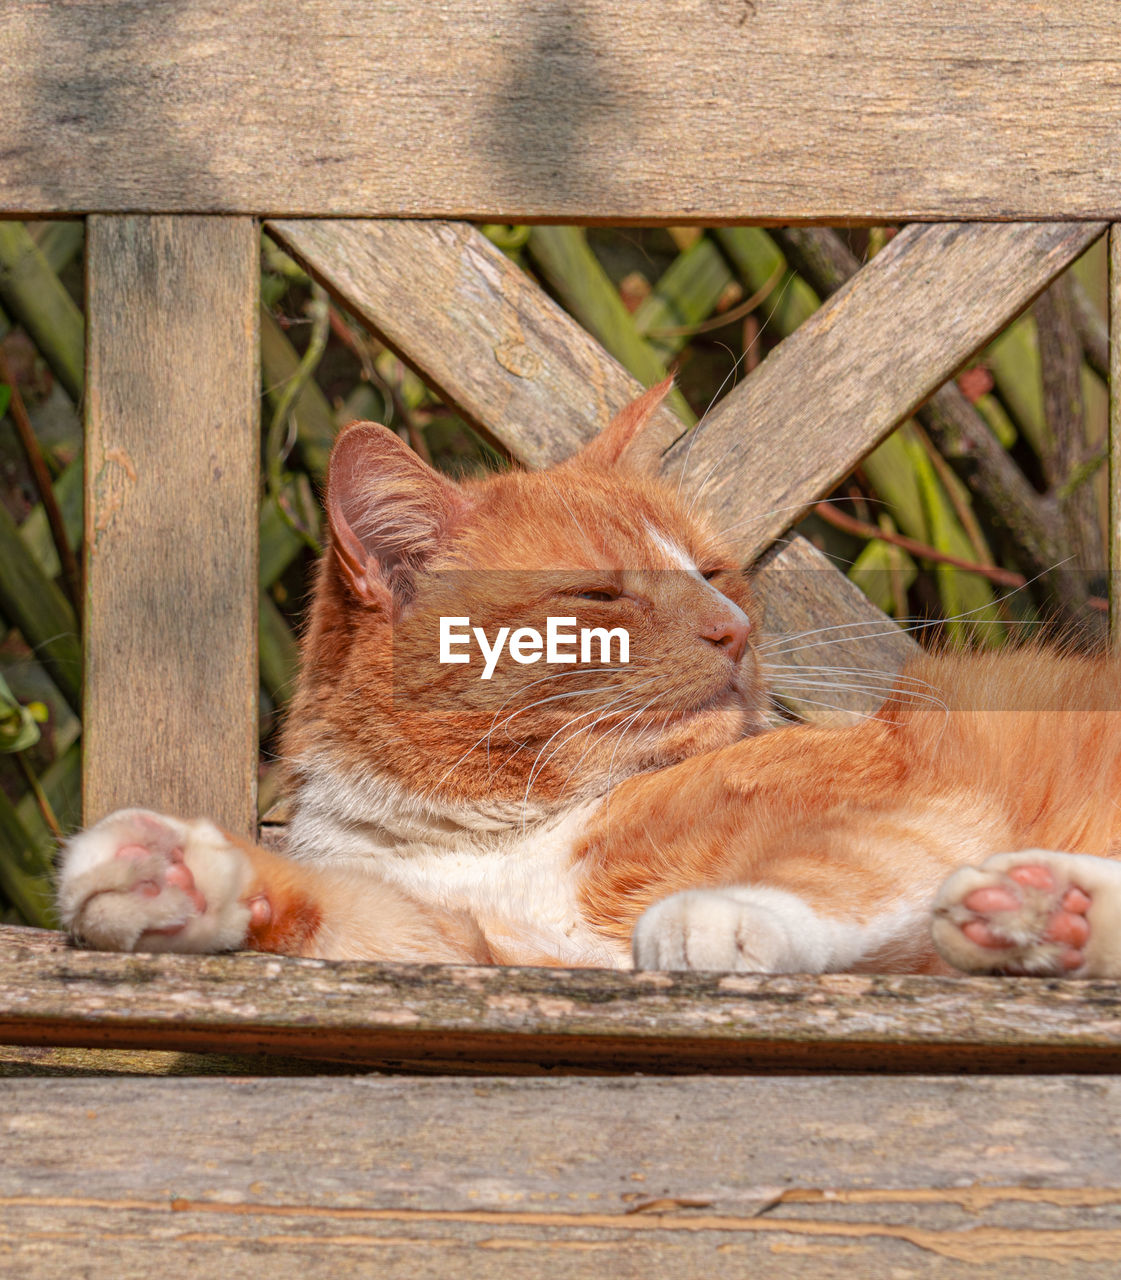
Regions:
[[961, 863, 1090, 973], [114, 838, 206, 931]]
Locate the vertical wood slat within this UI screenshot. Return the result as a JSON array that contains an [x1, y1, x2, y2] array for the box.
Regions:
[[1111, 225, 1121, 649], [83, 217, 259, 835]]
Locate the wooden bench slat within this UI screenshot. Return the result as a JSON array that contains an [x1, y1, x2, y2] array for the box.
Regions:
[[272, 218, 1093, 702], [3, 1074, 1121, 1276], [269, 218, 644, 469], [6, 2, 1121, 221], [2, 925, 1120, 1074], [84, 216, 259, 834]]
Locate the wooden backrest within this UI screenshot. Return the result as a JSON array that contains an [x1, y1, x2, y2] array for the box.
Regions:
[[2, 7, 1121, 1270], [2, 1, 1112, 831]]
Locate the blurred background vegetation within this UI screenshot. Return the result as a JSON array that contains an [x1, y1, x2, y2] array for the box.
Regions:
[[0, 220, 1109, 926]]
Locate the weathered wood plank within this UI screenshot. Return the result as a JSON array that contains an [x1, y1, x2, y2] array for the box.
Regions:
[[6, 2, 1121, 220], [2, 926, 1120, 1073], [3, 1075, 1121, 1277], [84, 217, 259, 834], [268, 218, 667, 469], [665, 222, 1106, 562]]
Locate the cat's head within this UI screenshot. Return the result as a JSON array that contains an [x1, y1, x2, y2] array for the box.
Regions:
[[283, 380, 767, 818]]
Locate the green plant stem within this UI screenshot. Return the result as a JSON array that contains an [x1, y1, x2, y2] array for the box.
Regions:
[[816, 502, 1024, 588], [259, 592, 300, 704], [0, 222, 84, 403], [634, 236, 737, 359], [260, 303, 337, 481], [0, 785, 56, 927], [1070, 274, 1109, 384], [0, 345, 81, 614], [15, 752, 62, 841], [266, 284, 331, 500], [0, 501, 81, 714], [29, 221, 84, 275]]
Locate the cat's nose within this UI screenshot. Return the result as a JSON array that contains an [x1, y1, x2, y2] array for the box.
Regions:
[[701, 615, 751, 663]]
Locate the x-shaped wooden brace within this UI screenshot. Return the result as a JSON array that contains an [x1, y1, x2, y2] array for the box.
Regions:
[[270, 218, 1103, 714]]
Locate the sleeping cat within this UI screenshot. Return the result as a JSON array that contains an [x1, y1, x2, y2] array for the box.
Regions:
[[57, 380, 1121, 977]]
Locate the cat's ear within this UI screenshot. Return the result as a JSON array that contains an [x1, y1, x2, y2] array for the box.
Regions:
[[576, 376, 677, 472], [327, 422, 467, 611]]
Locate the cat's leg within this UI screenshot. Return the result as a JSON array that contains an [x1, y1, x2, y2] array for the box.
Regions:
[[632, 884, 924, 974], [932, 850, 1121, 977], [57, 807, 491, 963]]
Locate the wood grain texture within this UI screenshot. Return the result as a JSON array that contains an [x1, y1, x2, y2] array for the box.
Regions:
[[664, 222, 1106, 562], [3, 1074, 1121, 1277], [84, 216, 258, 834], [268, 218, 665, 469], [3, 925, 1121, 1074], [7, 1, 1121, 220]]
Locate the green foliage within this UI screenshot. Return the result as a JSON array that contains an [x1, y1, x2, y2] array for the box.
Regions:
[[0, 673, 45, 754]]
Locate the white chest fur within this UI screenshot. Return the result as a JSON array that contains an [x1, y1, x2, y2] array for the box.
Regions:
[[286, 757, 630, 968]]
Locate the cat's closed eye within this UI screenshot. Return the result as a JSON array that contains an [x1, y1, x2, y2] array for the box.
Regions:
[[573, 588, 620, 602]]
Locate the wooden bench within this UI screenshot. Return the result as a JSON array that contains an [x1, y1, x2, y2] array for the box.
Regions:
[[2, 2, 1121, 1272]]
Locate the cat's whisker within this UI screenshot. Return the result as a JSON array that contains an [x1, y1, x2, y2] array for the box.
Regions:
[[518, 669, 671, 808], [760, 662, 935, 685], [760, 661, 944, 695], [764, 691, 902, 726], [518, 691, 653, 830], [566, 704, 654, 807], [543, 473, 606, 558], [601, 693, 665, 810], [759, 559, 1075, 658], [768, 677, 949, 714], [434, 677, 660, 793], [530, 693, 652, 804], [491, 681, 656, 753], [482, 664, 649, 744], [478, 691, 649, 792], [673, 349, 745, 501]]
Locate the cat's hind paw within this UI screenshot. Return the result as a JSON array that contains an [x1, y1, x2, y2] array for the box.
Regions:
[[58, 808, 255, 953], [932, 850, 1121, 978]]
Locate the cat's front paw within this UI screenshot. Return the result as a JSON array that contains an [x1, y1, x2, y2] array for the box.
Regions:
[[932, 850, 1121, 978], [58, 808, 256, 953], [632, 886, 832, 973]]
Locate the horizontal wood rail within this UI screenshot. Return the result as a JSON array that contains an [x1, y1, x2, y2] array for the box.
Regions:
[[3, 926, 1120, 1075], [5, 2, 1121, 221], [2, 1073, 1121, 1275]]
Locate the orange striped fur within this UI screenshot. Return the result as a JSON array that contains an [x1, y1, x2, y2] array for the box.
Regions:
[[58, 380, 1121, 975]]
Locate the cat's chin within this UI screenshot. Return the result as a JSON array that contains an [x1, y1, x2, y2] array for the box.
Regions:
[[651, 685, 766, 762]]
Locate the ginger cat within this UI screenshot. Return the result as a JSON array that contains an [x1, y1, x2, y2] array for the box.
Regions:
[[58, 381, 1121, 978]]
